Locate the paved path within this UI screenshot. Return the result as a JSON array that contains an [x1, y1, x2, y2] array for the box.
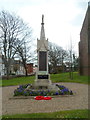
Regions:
[[1, 83, 88, 115]]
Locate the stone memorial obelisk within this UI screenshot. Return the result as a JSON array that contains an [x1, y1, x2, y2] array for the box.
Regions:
[[34, 15, 59, 91], [34, 15, 51, 89]]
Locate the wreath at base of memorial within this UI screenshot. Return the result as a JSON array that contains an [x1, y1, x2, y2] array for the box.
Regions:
[[34, 96, 52, 100]]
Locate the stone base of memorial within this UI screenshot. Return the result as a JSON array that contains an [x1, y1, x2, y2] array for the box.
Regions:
[[34, 74, 59, 91]]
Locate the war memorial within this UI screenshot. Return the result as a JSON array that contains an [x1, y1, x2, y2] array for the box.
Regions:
[[14, 15, 73, 97]]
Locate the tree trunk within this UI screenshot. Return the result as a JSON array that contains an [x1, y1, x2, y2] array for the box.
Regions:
[[69, 66, 73, 80], [24, 64, 28, 76], [6, 66, 10, 79], [25, 68, 28, 76], [5, 61, 11, 79]]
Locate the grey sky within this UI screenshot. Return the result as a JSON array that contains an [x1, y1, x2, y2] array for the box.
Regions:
[[0, 0, 89, 55]]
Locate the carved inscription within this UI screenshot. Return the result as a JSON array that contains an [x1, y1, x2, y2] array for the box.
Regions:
[[39, 51, 47, 71]]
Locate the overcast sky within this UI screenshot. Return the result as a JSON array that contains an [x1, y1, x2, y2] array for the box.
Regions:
[[0, 0, 89, 55]]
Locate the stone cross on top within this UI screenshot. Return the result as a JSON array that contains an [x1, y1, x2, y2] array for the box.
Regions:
[[41, 14, 44, 25]]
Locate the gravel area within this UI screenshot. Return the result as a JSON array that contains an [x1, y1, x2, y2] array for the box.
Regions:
[[1, 83, 88, 115]]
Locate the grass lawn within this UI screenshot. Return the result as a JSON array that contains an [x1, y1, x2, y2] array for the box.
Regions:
[[0, 72, 89, 87], [2, 109, 89, 118], [51, 72, 89, 84], [0, 76, 35, 87]]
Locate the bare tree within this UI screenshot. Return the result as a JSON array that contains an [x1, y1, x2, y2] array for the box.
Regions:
[[16, 41, 34, 76], [73, 53, 79, 71], [67, 37, 74, 80], [0, 10, 32, 78], [69, 49, 73, 79], [13, 63, 19, 74], [61, 49, 69, 72], [48, 42, 68, 73]]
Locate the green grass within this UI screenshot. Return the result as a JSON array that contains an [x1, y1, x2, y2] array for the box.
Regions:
[[2, 109, 89, 118], [1, 76, 35, 87], [51, 72, 89, 84], [0, 72, 89, 87]]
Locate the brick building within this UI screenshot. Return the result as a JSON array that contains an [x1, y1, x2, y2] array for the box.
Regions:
[[26, 63, 33, 75], [79, 2, 90, 76]]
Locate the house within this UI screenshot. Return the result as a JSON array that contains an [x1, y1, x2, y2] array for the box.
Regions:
[[0, 49, 5, 76], [10, 60, 25, 75], [0, 47, 34, 76], [26, 63, 33, 75], [0, 56, 34, 76]]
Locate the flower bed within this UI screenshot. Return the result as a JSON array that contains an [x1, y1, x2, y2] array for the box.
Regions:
[[14, 84, 73, 96]]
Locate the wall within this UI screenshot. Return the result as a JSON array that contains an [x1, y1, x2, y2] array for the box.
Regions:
[[79, 3, 90, 76]]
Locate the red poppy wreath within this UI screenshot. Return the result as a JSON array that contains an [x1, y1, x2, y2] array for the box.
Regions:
[[34, 96, 52, 100], [43, 96, 52, 100]]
